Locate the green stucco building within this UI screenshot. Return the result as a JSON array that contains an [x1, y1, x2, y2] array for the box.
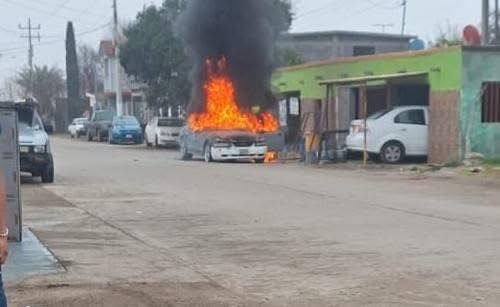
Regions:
[[272, 46, 500, 163]]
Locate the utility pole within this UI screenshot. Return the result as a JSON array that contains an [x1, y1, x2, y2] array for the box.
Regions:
[[19, 18, 41, 95], [495, 0, 499, 43], [400, 0, 407, 38], [373, 23, 394, 33], [482, 0, 490, 45], [113, 0, 123, 116]]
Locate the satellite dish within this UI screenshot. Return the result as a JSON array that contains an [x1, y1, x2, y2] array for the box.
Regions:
[[463, 25, 481, 45], [409, 38, 425, 50]]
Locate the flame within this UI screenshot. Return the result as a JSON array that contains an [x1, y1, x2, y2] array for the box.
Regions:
[[188, 58, 278, 133], [264, 151, 278, 163]]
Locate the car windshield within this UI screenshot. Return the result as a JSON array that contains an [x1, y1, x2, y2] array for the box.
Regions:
[[18, 108, 34, 129], [158, 119, 184, 127], [114, 118, 139, 126]]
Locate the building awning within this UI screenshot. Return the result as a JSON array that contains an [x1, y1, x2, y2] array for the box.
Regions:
[[319, 71, 428, 86]]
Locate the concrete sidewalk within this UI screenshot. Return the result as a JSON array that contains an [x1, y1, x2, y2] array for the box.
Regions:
[[4, 227, 62, 285]]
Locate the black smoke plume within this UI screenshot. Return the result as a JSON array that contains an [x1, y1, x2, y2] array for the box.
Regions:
[[177, 0, 286, 113]]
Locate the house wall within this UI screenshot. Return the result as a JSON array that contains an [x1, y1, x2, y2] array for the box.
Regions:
[[272, 47, 462, 100], [278, 34, 411, 62], [461, 49, 500, 159], [272, 47, 464, 163]]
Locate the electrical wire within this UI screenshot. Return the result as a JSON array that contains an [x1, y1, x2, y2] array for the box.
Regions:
[[294, 0, 398, 29], [0, 22, 111, 55]]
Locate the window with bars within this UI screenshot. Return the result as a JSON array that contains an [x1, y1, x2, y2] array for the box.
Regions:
[[482, 82, 500, 123]]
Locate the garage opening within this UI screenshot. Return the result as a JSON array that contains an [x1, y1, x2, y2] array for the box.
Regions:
[[319, 71, 430, 158]]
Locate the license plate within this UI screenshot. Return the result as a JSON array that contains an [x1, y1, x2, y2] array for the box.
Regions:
[[20, 146, 29, 153], [240, 149, 249, 155], [126, 134, 133, 138]]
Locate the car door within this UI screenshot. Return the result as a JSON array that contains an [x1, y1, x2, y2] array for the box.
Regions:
[[393, 108, 428, 155]]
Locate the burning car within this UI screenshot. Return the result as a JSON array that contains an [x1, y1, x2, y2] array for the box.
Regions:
[[180, 129, 267, 163], [180, 58, 278, 163]]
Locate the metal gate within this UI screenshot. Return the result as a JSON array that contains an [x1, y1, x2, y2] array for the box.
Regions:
[[0, 103, 22, 241]]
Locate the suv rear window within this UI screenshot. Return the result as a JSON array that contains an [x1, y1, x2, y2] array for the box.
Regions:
[[95, 111, 114, 121]]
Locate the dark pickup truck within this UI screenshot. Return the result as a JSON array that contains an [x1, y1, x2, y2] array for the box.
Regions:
[[86, 110, 114, 142]]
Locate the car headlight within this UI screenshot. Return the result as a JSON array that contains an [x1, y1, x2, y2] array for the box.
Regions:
[[34, 145, 46, 153]]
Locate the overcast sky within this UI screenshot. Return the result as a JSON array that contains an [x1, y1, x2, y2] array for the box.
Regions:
[[0, 0, 482, 94]]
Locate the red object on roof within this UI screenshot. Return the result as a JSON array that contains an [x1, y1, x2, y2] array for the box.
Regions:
[[99, 40, 115, 57], [463, 25, 481, 46]]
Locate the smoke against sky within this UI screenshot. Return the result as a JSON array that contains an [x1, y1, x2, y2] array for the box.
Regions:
[[177, 0, 286, 112]]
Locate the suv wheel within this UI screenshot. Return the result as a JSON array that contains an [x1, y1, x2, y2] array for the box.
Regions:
[[41, 162, 54, 183], [381, 141, 405, 164]]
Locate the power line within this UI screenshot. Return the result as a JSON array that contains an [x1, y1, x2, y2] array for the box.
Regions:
[[3, 0, 108, 24], [294, 0, 396, 29], [373, 23, 394, 32], [24, 0, 108, 19], [0, 22, 110, 55], [295, 0, 344, 19]]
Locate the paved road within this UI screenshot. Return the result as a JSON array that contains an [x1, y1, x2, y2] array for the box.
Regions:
[[10, 136, 500, 306]]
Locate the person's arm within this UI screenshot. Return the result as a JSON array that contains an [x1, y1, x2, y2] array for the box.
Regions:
[[0, 172, 8, 265]]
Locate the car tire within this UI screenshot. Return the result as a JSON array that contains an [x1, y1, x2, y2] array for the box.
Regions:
[[87, 130, 93, 142], [97, 129, 102, 142], [108, 129, 114, 144], [380, 141, 405, 164], [204, 143, 213, 163], [145, 133, 152, 147], [255, 158, 265, 164], [41, 162, 54, 183], [180, 142, 192, 161]]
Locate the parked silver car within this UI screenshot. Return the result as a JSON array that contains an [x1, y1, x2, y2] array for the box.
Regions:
[[179, 128, 268, 163]]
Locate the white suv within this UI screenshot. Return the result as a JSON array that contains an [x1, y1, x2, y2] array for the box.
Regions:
[[346, 106, 429, 163]]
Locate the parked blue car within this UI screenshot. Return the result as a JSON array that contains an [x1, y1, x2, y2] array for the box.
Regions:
[[109, 116, 143, 145]]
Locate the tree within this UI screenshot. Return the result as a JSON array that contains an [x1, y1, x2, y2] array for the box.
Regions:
[[78, 44, 101, 95], [429, 23, 462, 48], [120, 1, 190, 109], [15, 65, 65, 120], [66, 21, 81, 118]]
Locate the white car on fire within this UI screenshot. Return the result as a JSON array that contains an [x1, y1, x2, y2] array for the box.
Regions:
[[179, 128, 268, 163], [346, 105, 429, 163], [145, 117, 184, 147]]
